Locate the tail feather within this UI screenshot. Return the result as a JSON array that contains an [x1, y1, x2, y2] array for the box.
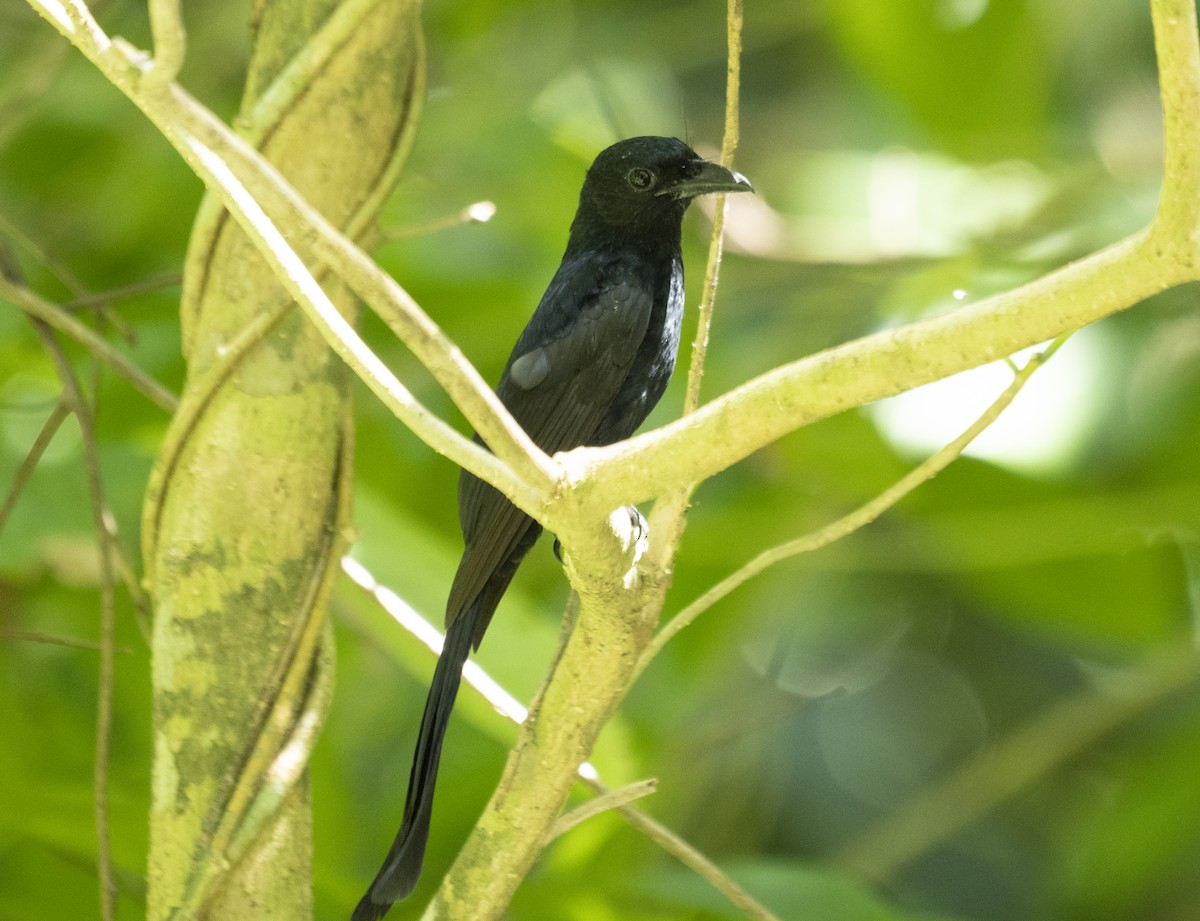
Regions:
[[351, 607, 479, 921]]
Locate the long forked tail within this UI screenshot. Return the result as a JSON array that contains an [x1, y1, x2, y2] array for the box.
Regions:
[[352, 606, 479, 921]]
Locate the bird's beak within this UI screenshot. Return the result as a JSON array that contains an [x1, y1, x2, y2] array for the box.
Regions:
[[658, 160, 754, 200]]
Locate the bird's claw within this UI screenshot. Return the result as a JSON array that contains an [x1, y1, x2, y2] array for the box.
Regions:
[[625, 505, 648, 553], [551, 506, 647, 566]]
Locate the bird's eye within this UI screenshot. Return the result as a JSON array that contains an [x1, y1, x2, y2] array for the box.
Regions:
[[626, 167, 657, 191]]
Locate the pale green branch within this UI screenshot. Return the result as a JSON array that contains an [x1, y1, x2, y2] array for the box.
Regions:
[[579, 777, 783, 921], [145, 0, 185, 89], [681, 0, 743, 417], [1151, 0, 1200, 243], [25, 0, 556, 512], [170, 129, 542, 512], [547, 778, 658, 842], [568, 230, 1161, 508], [646, 0, 746, 570], [0, 399, 70, 535], [562, 0, 1200, 510]]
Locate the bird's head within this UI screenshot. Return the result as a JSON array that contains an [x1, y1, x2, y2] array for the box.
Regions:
[[573, 136, 753, 241]]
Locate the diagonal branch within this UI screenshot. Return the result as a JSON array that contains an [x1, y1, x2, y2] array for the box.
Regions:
[[569, 230, 1160, 507], [25, 0, 556, 509], [635, 335, 1069, 682], [31, 0, 1197, 538], [0, 275, 179, 411], [564, 0, 1200, 509]]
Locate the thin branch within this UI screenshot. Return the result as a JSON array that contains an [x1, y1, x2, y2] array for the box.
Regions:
[[646, 0, 745, 568], [145, 0, 185, 89], [0, 232, 156, 633], [172, 80, 549, 498], [29, 318, 118, 921], [0, 630, 133, 653], [636, 335, 1070, 681], [1151, 0, 1200, 241], [0, 211, 134, 339], [62, 271, 182, 310], [178, 122, 545, 497], [571, 229, 1160, 508], [55, 0, 110, 50], [547, 779, 658, 841], [171, 129, 544, 515], [380, 201, 497, 242], [0, 399, 70, 536], [0, 274, 178, 411], [579, 777, 783, 921], [682, 0, 743, 417], [26, 0, 555, 506]]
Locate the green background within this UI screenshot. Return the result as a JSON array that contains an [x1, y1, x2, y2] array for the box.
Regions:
[[2, 1, 1199, 919]]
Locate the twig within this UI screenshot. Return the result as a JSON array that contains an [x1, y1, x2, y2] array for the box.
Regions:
[[172, 130, 543, 514], [646, 0, 745, 570], [548, 778, 658, 841], [1151, 0, 1200, 244], [27, 0, 553, 507], [0, 238, 156, 629], [0, 275, 178, 411], [30, 318, 118, 921], [682, 0, 743, 417], [146, 0, 185, 90], [0, 212, 134, 339], [380, 201, 497, 242], [636, 335, 1070, 681], [0, 399, 70, 536], [0, 630, 133, 653], [62, 271, 183, 310], [580, 776, 783, 921]]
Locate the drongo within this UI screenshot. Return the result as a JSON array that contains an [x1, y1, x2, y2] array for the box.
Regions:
[[353, 136, 752, 920]]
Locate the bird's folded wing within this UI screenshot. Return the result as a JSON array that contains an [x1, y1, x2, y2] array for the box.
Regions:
[[448, 274, 653, 626]]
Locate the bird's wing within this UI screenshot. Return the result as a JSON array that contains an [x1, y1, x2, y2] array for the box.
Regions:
[[447, 266, 653, 628], [501, 276, 652, 451]]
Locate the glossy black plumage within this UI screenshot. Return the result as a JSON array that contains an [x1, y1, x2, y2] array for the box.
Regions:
[[353, 137, 751, 920]]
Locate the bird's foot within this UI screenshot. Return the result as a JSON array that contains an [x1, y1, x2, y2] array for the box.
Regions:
[[624, 505, 648, 553], [552, 506, 647, 566]]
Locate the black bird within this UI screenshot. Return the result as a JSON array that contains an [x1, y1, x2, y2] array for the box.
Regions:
[[353, 136, 752, 920]]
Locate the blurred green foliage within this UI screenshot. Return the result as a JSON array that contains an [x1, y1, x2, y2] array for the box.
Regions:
[[3, 1, 1199, 920]]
